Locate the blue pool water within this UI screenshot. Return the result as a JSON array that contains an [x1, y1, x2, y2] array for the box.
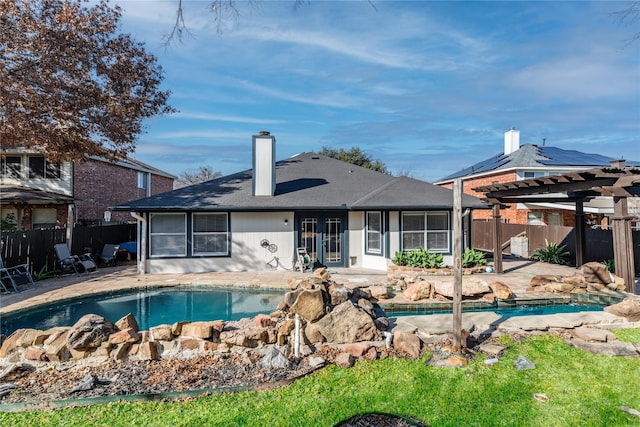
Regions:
[[389, 302, 605, 318], [0, 287, 284, 335]]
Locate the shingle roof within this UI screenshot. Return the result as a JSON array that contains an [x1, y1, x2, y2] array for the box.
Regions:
[[437, 144, 640, 182], [112, 152, 488, 212]]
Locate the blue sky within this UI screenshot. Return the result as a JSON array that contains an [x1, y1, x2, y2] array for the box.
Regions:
[[114, 1, 640, 182]]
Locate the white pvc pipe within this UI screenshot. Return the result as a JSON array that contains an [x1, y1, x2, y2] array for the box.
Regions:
[[294, 313, 301, 360]]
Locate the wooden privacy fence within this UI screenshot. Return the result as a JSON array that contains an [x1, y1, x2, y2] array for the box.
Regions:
[[471, 220, 640, 274], [0, 224, 136, 277]]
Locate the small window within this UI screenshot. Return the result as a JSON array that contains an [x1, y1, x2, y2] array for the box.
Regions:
[[365, 211, 382, 254], [527, 212, 543, 225], [149, 213, 186, 257], [192, 213, 229, 255], [138, 172, 149, 190], [522, 171, 545, 179], [1, 156, 22, 178]]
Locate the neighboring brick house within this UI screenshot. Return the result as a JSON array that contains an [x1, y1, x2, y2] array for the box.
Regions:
[[74, 156, 174, 224], [0, 148, 174, 230], [434, 129, 639, 227]]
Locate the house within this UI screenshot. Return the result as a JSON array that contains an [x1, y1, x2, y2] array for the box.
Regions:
[[0, 147, 175, 230], [434, 129, 640, 228], [111, 132, 488, 274]]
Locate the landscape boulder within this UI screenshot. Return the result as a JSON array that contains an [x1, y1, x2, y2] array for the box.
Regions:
[[605, 298, 640, 322], [404, 281, 433, 301], [289, 288, 326, 322], [369, 285, 389, 300], [434, 280, 490, 298], [67, 314, 116, 351], [115, 313, 140, 333], [313, 301, 380, 344], [393, 331, 422, 359], [582, 262, 612, 285], [488, 281, 513, 300]]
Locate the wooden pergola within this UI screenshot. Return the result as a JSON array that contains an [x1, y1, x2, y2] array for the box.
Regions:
[[474, 160, 639, 294]]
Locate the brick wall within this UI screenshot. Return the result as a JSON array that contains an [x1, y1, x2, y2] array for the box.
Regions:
[[74, 159, 173, 223]]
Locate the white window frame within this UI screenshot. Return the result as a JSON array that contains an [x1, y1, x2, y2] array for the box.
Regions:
[[1, 156, 22, 178], [401, 211, 450, 253], [138, 171, 150, 196], [365, 211, 383, 255], [149, 213, 187, 257], [192, 213, 229, 256], [28, 156, 61, 179], [527, 212, 543, 226]]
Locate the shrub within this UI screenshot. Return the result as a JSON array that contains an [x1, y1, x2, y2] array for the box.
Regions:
[[461, 248, 487, 268], [392, 251, 407, 266], [0, 212, 17, 231], [393, 247, 443, 268], [601, 259, 615, 273], [531, 239, 570, 265]]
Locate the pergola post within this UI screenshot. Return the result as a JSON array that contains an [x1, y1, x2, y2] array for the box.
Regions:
[[574, 200, 585, 268], [611, 196, 636, 294], [492, 203, 503, 274], [452, 179, 463, 348]]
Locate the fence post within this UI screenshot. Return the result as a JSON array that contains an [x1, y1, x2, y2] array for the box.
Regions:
[[574, 200, 585, 267]]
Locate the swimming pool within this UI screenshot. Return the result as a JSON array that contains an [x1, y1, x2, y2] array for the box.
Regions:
[[0, 287, 284, 336], [386, 302, 606, 318]]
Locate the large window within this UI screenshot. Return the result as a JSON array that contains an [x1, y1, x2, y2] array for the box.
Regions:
[[192, 213, 229, 255], [28, 156, 61, 179], [150, 213, 186, 257], [401, 211, 450, 252], [365, 211, 382, 254]]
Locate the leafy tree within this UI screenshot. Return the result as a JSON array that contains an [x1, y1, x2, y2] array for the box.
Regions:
[[319, 146, 389, 174], [175, 165, 222, 188], [0, 0, 175, 163]]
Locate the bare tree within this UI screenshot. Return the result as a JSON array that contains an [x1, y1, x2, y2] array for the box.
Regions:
[[175, 165, 223, 188], [165, 0, 375, 44], [612, 1, 640, 44], [1, 0, 175, 163]]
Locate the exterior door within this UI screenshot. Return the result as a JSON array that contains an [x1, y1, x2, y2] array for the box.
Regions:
[[298, 213, 346, 267]]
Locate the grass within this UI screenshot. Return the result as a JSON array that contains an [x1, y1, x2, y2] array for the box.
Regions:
[[1, 332, 639, 426]]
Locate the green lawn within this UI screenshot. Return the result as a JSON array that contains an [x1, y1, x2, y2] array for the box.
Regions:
[[1, 331, 639, 426]]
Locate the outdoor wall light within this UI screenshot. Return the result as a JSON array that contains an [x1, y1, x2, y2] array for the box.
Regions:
[[284, 219, 289, 225]]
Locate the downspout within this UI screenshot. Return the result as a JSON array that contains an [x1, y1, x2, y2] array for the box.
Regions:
[[130, 211, 147, 274]]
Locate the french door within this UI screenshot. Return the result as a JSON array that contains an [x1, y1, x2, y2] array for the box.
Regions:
[[298, 213, 346, 267]]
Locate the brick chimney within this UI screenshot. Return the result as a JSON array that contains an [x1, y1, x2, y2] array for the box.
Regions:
[[504, 128, 520, 155], [252, 131, 276, 197]]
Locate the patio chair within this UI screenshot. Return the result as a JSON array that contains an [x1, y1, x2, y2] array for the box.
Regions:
[[0, 256, 35, 292], [54, 243, 98, 275], [96, 243, 119, 267]]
